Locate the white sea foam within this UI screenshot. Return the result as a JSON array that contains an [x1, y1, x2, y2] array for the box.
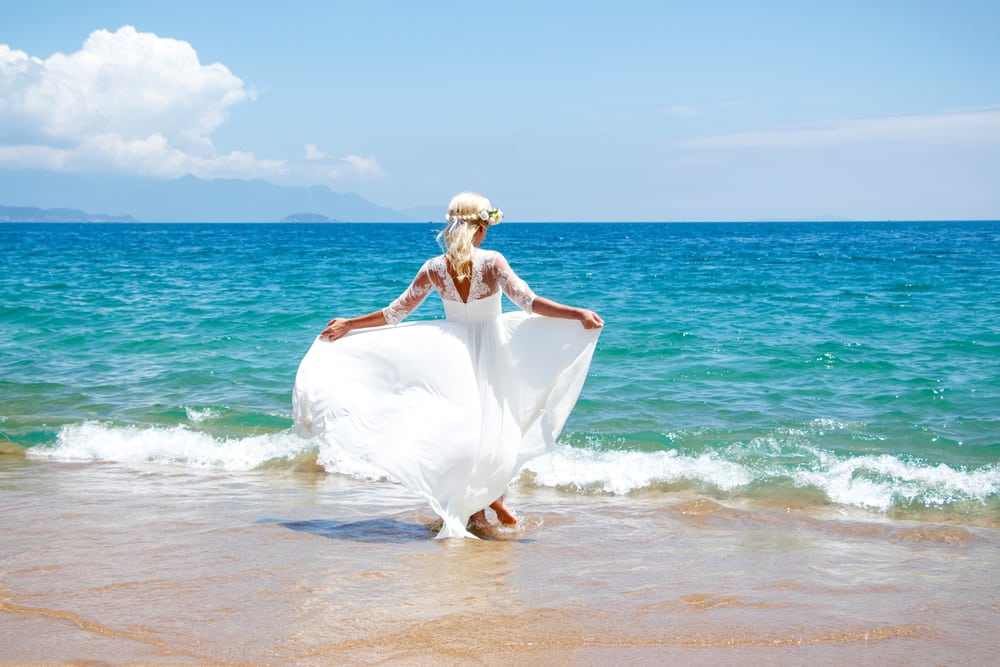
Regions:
[[792, 451, 1000, 511], [32, 421, 307, 471], [524, 445, 753, 494], [525, 444, 999, 512], [183, 405, 224, 423], [28, 423, 999, 513], [30, 421, 402, 481]]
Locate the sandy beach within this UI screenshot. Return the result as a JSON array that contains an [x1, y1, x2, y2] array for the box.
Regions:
[[2, 452, 997, 666]]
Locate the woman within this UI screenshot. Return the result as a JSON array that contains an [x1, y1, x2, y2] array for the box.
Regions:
[[293, 192, 603, 538]]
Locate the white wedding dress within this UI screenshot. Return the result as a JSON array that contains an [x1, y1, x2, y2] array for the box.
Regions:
[[292, 248, 600, 538]]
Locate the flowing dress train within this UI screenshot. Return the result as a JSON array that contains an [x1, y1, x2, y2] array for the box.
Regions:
[[292, 249, 599, 538]]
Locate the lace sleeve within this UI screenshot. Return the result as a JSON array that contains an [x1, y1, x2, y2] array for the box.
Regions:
[[494, 252, 537, 313], [382, 262, 433, 325]]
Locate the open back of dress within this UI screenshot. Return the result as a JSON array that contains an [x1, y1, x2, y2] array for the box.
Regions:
[[293, 249, 600, 538]]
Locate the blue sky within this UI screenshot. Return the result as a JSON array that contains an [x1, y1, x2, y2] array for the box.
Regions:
[[2, 1, 998, 221]]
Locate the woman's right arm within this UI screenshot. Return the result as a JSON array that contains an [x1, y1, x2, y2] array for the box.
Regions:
[[493, 253, 603, 329], [530, 297, 604, 329]]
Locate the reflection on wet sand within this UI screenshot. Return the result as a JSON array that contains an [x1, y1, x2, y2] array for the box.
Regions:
[[2, 459, 997, 665]]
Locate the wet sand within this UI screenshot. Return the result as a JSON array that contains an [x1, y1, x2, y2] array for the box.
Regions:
[[2, 455, 998, 666]]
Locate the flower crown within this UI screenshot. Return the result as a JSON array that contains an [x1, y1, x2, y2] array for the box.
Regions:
[[445, 207, 503, 226]]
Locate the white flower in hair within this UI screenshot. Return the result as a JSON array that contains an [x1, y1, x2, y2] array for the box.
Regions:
[[445, 207, 502, 225]]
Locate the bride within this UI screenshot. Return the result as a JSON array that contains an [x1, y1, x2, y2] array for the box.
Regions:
[[293, 192, 603, 538]]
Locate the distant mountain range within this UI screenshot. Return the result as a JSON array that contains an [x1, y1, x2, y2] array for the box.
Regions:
[[0, 205, 136, 223], [0, 170, 420, 222]]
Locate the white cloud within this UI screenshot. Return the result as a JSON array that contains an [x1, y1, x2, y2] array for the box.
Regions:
[[338, 155, 385, 179], [304, 143, 327, 160], [1, 28, 251, 154], [288, 148, 385, 181], [686, 108, 1000, 150], [0, 27, 385, 185]]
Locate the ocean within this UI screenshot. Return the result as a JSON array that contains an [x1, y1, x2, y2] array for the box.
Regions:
[[2, 221, 997, 522], [2, 221, 999, 663]]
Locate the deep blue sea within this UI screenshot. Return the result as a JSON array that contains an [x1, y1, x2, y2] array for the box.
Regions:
[[2, 221, 998, 524]]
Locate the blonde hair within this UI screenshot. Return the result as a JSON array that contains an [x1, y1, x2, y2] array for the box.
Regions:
[[439, 192, 493, 283]]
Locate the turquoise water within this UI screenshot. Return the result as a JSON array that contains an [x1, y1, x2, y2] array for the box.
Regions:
[[2, 222, 998, 522]]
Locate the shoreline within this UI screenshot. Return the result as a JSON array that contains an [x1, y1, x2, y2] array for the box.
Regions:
[[2, 457, 997, 665]]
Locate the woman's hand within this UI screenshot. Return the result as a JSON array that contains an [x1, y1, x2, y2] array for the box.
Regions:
[[318, 310, 388, 341], [320, 317, 352, 341], [578, 309, 604, 329], [531, 297, 604, 329]]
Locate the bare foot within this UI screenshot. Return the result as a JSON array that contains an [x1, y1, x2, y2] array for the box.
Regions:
[[490, 498, 518, 526], [467, 510, 493, 538]]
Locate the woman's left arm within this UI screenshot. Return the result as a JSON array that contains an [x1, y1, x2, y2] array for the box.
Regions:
[[320, 263, 433, 341], [320, 310, 388, 341]]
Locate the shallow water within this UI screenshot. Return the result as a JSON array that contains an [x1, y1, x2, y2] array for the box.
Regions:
[[2, 456, 997, 665]]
